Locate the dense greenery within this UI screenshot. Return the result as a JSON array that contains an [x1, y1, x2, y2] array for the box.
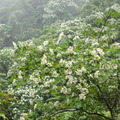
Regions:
[[0, 0, 120, 120]]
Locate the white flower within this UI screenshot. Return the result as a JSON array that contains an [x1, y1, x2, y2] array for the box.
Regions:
[[64, 69, 72, 75], [81, 88, 89, 94], [54, 101, 59, 106], [59, 59, 66, 64], [76, 69, 82, 75], [57, 32, 64, 44], [12, 62, 17, 67], [29, 99, 33, 105], [88, 74, 93, 78], [12, 42, 17, 49], [52, 70, 58, 77], [18, 71, 22, 79], [75, 67, 86, 75], [94, 54, 100, 60], [34, 104, 37, 110], [34, 78, 41, 83], [21, 113, 27, 117], [61, 86, 71, 94], [112, 42, 120, 49], [90, 49, 96, 56], [11, 49, 15, 55], [79, 93, 86, 100], [61, 86, 67, 94], [21, 57, 27, 61], [49, 48, 54, 55], [43, 40, 49, 46], [57, 53, 61, 57], [65, 61, 72, 68], [66, 46, 75, 54], [19, 117, 25, 120], [76, 84, 82, 90], [97, 48, 104, 56], [73, 36, 79, 40], [94, 70, 99, 78], [52, 85, 57, 90], [37, 45, 43, 51], [47, 62, 52, 67], [81, 67, 86, 73], [44, 81, 50, 87], [92, 42, 99, 46], [41, 54, 47, 65]]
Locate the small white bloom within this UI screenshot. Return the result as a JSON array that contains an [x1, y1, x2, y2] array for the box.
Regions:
[[34, 104, 37, 110], [37, 45, 43, 51], [44, 81, 50, 87], [79, 93, 86, 100], [90, 49, 96, 56], [43, 40, 49, 46], [64, 69, 72, 75], [97, 48, 104, 56], [65, 61, 72, 68], [57, 32, 64, 44], [12, 42, 17, 49], [54, 101, 59, 106], [19, 117, 25, 120], [76, 84, 82, 90], [49, 48, 54, 55], [66, 46, 75, 54], [94, 70, 99, 78], [52, 70, 58, 77]]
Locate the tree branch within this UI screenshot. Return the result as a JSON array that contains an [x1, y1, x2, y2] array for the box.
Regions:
[[49, 108, 112, 120], [97, 85, 112, 112]]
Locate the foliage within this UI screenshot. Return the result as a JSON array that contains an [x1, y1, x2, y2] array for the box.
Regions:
[[6, 4, 120, 120]]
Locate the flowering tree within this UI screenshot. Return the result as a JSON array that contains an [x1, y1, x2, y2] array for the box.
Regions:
[[8, 4, 120, 120]]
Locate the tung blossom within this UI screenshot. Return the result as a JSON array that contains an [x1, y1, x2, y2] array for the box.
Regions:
[[94, 70, 100, 78], [64, 69, 72, 75], [56, 32, 64, 44], [13, 41, 17, 49], [79, 93, 86, 100], [41, 54, 47, 65], [61, 86, 71, 94], [97, 48, 104, 56], [52, 70, 58, 77], [37, 45, 43, 51], [43, 40, 49, 46], [66, 46, 75, 54], [49, 48, 54, 55]]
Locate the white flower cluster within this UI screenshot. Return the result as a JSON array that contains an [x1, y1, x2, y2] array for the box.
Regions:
[[66, 46, 76, 54], [61, 86, 71, 94], [65, 61, 73, 68], [49, 48, 54, 55], [66, 75, 77, 86], [75, 67, 86, 75], [94, 70, 100, 78], [90, 48, 104, 61], [57, 32, 64, 44], [52, 70, 58, 77], [96, 48, 104, 56], [76, 84, 89, 100], [13, 41, 17, 49], [64, 69, 72, 75], [29, 71, 41, 83], [37, 45, 43, 51], [41, 54, 47, 65], [54, 101, 59, 106], [43, 40, 49, 46], [112, 42, 120, 49], [18, 70, 23, 79]]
